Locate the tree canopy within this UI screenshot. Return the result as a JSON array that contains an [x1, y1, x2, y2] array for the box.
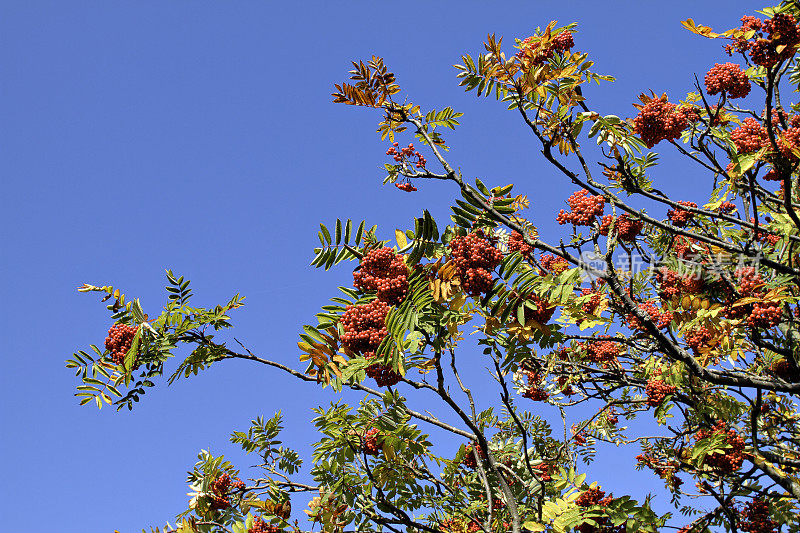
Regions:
[[68, 2, 800, 532]]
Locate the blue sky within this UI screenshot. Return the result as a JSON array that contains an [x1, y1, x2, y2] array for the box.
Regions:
[[1, 1, 761, 531]]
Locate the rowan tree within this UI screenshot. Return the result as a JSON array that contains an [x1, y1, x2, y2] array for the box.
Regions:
[[68, 3, 800, 532]]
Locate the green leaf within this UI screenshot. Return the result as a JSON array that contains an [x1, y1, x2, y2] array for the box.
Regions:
[[517, 304, 526, 325], [355, 220, 365, 245], [320, 223, 332, 245]]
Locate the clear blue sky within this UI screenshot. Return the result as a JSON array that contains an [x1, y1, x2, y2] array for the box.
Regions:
[[1, 1, 759, 531]]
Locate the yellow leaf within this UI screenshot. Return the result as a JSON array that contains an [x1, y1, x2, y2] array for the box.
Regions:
[[417, 358, 436, 374], [450, 293, 467, 310], [447, 321, 459, 335], [733, 297, 763, 306], [579, 318, 604, 330], [430, 279, 442, 303], [395, 229, 408, 249], [383, 441, 395, 461], [681, 18, 722, 38], [526, 318, 551, 336], [440, 260, 456, 279], [523, 522, 546, 532]]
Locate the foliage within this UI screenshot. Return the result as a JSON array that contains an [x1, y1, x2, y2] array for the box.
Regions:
[[71, 3, 800, 533]]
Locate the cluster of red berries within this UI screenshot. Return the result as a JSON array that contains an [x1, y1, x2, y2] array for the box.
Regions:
[[667, 201, 697, 227], [576, 487, 612, 508], [704, 63, 751, 99], [522, 386, 549, 401], [770, 358, 798, 382], [694, 423, 747, 474], [625, 301, 673, 332], [672, 235, 700, 259], [490, 497, 506, 511], [747, 218, 781, 247], [718, 201, 737, 213], [395, 182, 417, 192], [779, 126, 800, 160], [739, 498, 778, 533], [517, 31, 574, 66], [105, 323, 139, 367], [386, 142, 426, 168], [556, 190, 605, 226], [769, 108, 800, 129], [522, 371, 549, 401], [575, 496, 624, 533], [353, 247, 409, 305], [461, 442, 487, 469], [532, 462, 553, 482], [762, 168, 783, 181], [726, 14, 800, 67], [361, 427, 383, 455], [572, 425, 588, 446], [599, 213, 643, 242], [340, 300, 389, 356], [748, 300, 783, 329], [365, 355, 402, 387], [581, 288, 602, 315], [556, 375, 575, 396], [554, 346, 571, 361], [523, 292, 556, 325], [751, 39, 782, 68], [731, 267, 784, 328], [737, 267, 764, 296], [681, 275, 705, 294], [655, 269, 681, 298], [249, 517, 282, 533], [448, 231, 504, 296], [540, 254, 569, 275], [551, 31, 574, 53], [507, 231, 533, 257], [635, 453, 682, 489], [347, 249, 410, 387], [731, 118, 769, 153], [585, 337, 620, 366], [633, 99, 690, 148], [656, 268, 704, 298], [645, 379, 677, 407], [209, 473, 246, 510], [723, 297, 750, 321], [684, 326, 713, 355]]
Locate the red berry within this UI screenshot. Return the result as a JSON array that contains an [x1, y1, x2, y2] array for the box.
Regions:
[[556, 190, 605, 226], [667, 201, 697, 227], [731, 118, 769, 153], [448, 231, 503, 296], [645, 379, 677, 407], [704, 63, 751, 99], [353, 248, 409, 305], [104, 323, 139, 367], [633, 99, 690, 148], [694, 423, 746, 473]]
